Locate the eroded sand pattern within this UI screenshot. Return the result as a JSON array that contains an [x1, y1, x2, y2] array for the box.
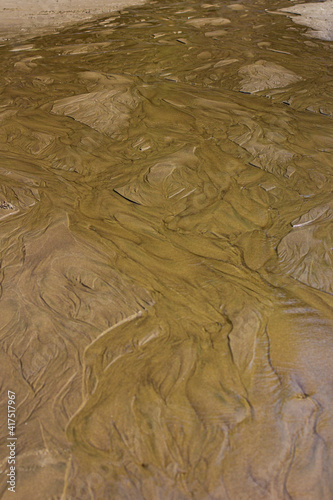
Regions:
[[0, 0, 333, 499]]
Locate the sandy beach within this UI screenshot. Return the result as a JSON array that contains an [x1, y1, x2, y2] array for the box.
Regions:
[[0, 0, 146, 42]]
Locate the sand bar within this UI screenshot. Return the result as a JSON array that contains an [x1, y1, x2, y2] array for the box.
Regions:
[[279, 0, 333, 40], [0, 0, 146, 42]]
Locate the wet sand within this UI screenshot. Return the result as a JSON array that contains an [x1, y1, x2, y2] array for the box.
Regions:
[[0, 0, 333, 499]]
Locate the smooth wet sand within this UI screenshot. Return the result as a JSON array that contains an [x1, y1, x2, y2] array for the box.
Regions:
[[0, 0, 333, 499]]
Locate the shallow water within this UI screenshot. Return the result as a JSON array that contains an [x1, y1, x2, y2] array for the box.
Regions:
[[0, 0, 333, 498]]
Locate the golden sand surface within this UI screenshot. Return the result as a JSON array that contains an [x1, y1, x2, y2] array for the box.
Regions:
[[0, 0, 333, 499]]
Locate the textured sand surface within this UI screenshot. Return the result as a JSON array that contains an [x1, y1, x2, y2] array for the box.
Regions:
[[0, 0, 333, 498], [0, 0, 146, 42]]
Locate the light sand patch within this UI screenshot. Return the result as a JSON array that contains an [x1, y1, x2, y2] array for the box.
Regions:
[[279, 0, 333, 40], [187, 17, 231, 28], [205, 29, 228, 37], [0, 0, 146, 42], [238, 59, 302, 93], [52, 73, 138, 138], [278, 202, 333, 293], [227, 4, 247, 11], [214, 58, 239, 67]]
